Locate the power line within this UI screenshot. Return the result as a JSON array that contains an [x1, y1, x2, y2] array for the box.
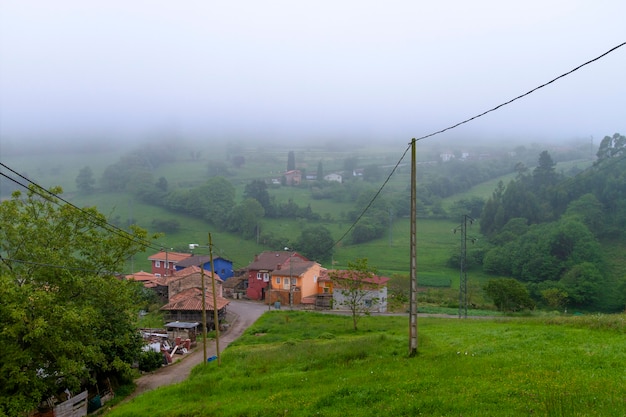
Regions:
[[0, 163, 163, 253], [413, 42, 626, 142], [321, 41, 625, 259]]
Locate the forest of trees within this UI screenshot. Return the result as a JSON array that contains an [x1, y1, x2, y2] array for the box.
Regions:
[[89, 136, 626, 311], [477, 133, 626, 311]]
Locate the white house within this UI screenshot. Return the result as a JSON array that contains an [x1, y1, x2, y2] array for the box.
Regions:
[[324, 173, 342, 183]]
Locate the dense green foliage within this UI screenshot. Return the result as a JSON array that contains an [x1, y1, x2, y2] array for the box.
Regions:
[[483, 278, 535, 312], [0, 186, 152, 416], [479, 135, 626, 311], [107, 311, 626, 417], [138, 350, 164, 372]]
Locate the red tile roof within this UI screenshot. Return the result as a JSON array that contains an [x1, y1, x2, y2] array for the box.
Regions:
[[166, 265, 223, 285], [148, 251, 192, 262], [160, 287, 230, 311], [246, 251, 309, 271]]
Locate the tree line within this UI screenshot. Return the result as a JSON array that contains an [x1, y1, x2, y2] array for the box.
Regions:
[[476, 133, 626, 312]]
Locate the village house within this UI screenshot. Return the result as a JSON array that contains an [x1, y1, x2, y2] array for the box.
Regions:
[[148, 251, 192, 277], [283, 169, 302, 186], [175, 255, 234, 280], [125, 270, 168, 300], [318, 269, 389, 313], [266, 257, 326, 307], [160, 265, 229, 330], [245, 251, 309, 301], [324, 172, 342, 183]]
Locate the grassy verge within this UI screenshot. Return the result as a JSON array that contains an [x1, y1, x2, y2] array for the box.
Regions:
[[106, 311, 626, 417]]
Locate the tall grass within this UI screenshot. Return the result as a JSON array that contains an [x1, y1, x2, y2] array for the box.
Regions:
[[107, 312, 626, 417]]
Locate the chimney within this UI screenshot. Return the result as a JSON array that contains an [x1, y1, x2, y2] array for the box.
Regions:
[[276, 264, 282, 270]]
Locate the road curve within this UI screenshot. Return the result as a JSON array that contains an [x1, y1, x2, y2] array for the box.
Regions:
[[121, 300, 267, 402]]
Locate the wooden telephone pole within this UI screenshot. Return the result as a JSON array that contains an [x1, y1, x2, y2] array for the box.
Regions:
[[409, 139, 418, 356]]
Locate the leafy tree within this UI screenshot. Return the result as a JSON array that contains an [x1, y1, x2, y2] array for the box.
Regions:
[[75, 165, 95, 193], [541, 287, 568, 311], [227, 198, 265, 239], [533, 150, 558, 191], [0, 186, 151, 415], [196, 177, 236, 227], [295, 225, 334, 262], [483, 278, 535, 312], [563, 193, 604, 235], [316, 161, 324, 180], [330, 258, 380, 331], [343, 156, 358, 177], [287, 151, 296, 171], [595, 132, 626, 163], [560, 262, 602, 308], [449, 197, 485, 220], [244, 179, 272, 215], [138, 350, 163, 372]]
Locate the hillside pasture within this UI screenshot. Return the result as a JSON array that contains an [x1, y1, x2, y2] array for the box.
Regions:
[[106, 311, 626, 417]]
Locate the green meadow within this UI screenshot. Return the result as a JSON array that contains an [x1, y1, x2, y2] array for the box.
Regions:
[[107, 311, 626, 417]]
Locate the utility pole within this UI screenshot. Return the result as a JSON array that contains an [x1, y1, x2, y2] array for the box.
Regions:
[[408, 138, 418, 356], [208, 233, 221, 366], [200, 263, 207, 364], [455, 215, 474, 319]]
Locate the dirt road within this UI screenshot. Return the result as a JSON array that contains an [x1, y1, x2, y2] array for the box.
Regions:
[[123, 300, 267, 402]]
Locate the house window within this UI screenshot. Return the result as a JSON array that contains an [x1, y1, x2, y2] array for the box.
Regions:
[[155, 260, 161, 267], [323, 287, 329, 293], [364, 299, 372, 307], [155, 273, 161, 277], [283, 278, 290, 289], [313, 275, 317, 283], [263, 273, 270, 282], [276, 277, 281, 284], [257, 272, 262, 280]]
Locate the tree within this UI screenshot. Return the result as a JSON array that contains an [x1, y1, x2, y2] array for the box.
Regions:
[[0, 186, 151, 415], [560, 262, 602, 308], [195, 177, 236, 227], [316, 160, 324, 181], [596, 133, 626, 163], [483, 278, 535, 312], [75, 165, 95, 193], [227, 198, 265, 239], [541, 287, 568, 311], [295, 225, 334, 262], [287, 151, 296, 171], [330, 258, 380, 331], [244, 179, 272, 215]]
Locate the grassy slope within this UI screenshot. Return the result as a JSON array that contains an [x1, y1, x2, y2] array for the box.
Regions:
[[106, 311, 626, 417], [4, 149, 621, 299]]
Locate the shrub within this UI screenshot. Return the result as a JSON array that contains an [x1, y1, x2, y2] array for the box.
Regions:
[[138, 350, 163, 372]]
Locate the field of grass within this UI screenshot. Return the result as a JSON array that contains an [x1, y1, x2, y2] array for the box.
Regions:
[[107, 311, 626, 417]]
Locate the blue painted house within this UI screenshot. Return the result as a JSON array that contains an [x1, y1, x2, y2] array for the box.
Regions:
[[175, 255, 234, 280]]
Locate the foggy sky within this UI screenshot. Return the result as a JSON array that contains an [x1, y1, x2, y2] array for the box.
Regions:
[[0, 1, 624, 145]]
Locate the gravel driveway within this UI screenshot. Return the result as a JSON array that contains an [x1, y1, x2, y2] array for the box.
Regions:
[[121, 300, 267, 403]]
